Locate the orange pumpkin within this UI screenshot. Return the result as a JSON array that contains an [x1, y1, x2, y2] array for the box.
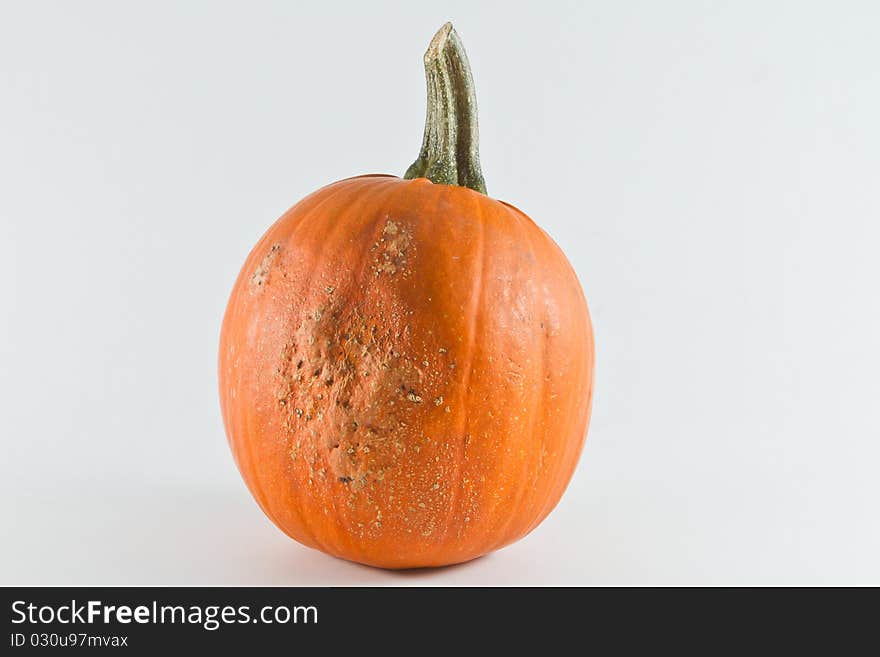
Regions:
[[219, 23, 593, 569]]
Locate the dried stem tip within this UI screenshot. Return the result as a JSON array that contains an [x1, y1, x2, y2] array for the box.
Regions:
[[404, 23, 487, 195]]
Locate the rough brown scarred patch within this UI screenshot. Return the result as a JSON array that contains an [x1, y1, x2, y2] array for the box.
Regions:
[[274, 298, 430, 491], [250, 243, 281, 292], [371, 220, 412, 277]]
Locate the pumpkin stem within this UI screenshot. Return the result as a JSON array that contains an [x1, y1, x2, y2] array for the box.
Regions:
[[404, 23, 487, 195]]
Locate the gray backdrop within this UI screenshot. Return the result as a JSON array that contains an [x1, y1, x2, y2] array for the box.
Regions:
[[2, 1, 878, 584]]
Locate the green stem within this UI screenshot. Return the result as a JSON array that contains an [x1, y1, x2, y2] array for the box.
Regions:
[[404, 23, 487, 195]]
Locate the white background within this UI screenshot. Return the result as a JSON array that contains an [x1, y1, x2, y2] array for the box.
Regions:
[[2, 1, 879, 585]]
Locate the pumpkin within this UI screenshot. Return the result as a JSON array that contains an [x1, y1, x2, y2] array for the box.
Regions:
[[219, 23, 593, 569]]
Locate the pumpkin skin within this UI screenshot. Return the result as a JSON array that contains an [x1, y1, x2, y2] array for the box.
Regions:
[[219, 174, 593, 569]]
